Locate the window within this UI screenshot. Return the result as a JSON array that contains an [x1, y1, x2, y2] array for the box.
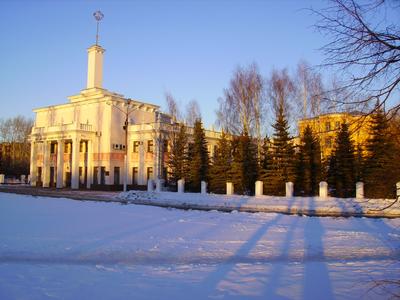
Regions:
[[64, 142, 71, 153], [114, 167, 120, 185], [93, 167, 99, 185], [147, 167, 153, 180], [147, 140, 154, 153], [335, 121, 340, 129], [325, 137, 333, 148], [133, 141, 139, 153], [325, 122, 331, 132], [50, 143, 57, 154], [163, 140, 168, 153], [132, 167, 138, 185]]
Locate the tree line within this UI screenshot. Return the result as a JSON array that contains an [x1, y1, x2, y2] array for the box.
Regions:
[[0, 116, 33, 177], [165, 59, 400, 199]]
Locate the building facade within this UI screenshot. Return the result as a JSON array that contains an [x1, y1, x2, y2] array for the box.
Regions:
[[29, 44, 220, 189], [298, 112, 372, 159]]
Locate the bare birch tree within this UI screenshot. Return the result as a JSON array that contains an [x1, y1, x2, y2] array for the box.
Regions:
[[267, 68, 296, 126], [165, 92, 182, 122], [313, 0, 400, 114], [185, 99, 201, 127], [295, 60, 326, 119], [216, 63, 265, 158]]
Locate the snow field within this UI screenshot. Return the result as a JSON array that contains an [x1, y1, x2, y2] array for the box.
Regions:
[[0, 192, 399, 299]]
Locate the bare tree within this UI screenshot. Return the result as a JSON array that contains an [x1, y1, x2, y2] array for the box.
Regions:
[[165, 92, 182, 122], [313, 0, 400, 114], [0, 116, 33, 176], [216, 63, 265, 158], [267, 68, 296, 126], [185, 99, 201, 127], [295, 60, 327, 119]]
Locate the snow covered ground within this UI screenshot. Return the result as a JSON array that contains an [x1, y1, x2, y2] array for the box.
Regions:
[[0, 192, 399, 299], [118, 190, 400, 218]]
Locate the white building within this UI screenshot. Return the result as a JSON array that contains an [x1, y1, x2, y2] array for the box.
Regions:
[[29, 43, 220, 189]]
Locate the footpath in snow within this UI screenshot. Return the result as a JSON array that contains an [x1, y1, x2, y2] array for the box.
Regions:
[[118, 190, 400, 218]]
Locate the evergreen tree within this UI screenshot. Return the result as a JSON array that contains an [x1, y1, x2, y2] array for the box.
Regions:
[[230, 131, 258, 195], [295, 126, 321, 196], [327, 123, 356, 198], [363, 107, 400, 198], [167, 123, 188, 189], [263, 103, 295, 196], [258, 136, 273, 181], [209, 131, 232, 194], [187, 119, 210, 192]]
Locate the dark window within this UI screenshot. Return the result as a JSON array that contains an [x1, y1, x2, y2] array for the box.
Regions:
[[163, 140, 168, 153], [147, 140, 154, 153], [325, 122, 331, 132], [50, 143, 57, 154], [132, 167, 138, 185], [133, 141, 139, 153], [114, 167, 120, 185], [147, 167, 153, 180], [93, 167, 99, 185], [325, 137, 333, 148], [100, 167, 106, 185]]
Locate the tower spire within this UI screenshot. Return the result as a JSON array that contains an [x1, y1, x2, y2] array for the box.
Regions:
[[93, 10, 104, 45]]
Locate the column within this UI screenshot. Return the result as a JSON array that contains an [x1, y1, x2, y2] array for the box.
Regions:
[[29, 140, 37, 186], [71, 136, 80, 189], [56, 139, 64, 188], [42, 141, 50, 188], [86, 140, 92, 189]]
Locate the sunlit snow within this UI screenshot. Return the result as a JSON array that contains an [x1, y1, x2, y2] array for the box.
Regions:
[[0, 192, 399, 299]]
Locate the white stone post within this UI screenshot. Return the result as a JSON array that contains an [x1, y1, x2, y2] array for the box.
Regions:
[[147, 179, 154, 192], [226, 182, 234, 195], [255, 181, 263, 196], [42, 141, 50, 188], [397, 182, 400, 200], [0, 174, 4, 184], [319, 181, 328, 198], [286, 182, 294, 198], [86, 140, 92, 189], [20, 175, 26, 183], [156, 179, 165, 192], [71, 137, 80, 190], [56, 140, 64, 188], [178, 179, 185, 193], [356, 182, 364, 199], [29, 140, 37, 186], [201, 181, 207, 194]]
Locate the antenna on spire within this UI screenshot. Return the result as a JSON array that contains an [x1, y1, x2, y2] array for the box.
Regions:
[[93, 10, 104, 45]]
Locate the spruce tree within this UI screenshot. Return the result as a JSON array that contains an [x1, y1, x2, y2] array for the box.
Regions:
[[264, 103, 295, 196], [327, 123, 356, 198], [231, 131, 258, 195], [167, 123, 188, 189], [295, 126, 321, 196], [363, 107, 399, 198], [258, 136, 273, 181], [209, 131, 232, 194], [187, 119, 210, 192]]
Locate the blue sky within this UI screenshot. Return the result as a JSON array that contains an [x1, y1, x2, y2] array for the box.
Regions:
[[0, 0, 331, 128]]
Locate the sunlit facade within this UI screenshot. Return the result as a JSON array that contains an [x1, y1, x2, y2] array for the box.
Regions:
[[29, 44, 220, 189], [298, 112, 372, 159]]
